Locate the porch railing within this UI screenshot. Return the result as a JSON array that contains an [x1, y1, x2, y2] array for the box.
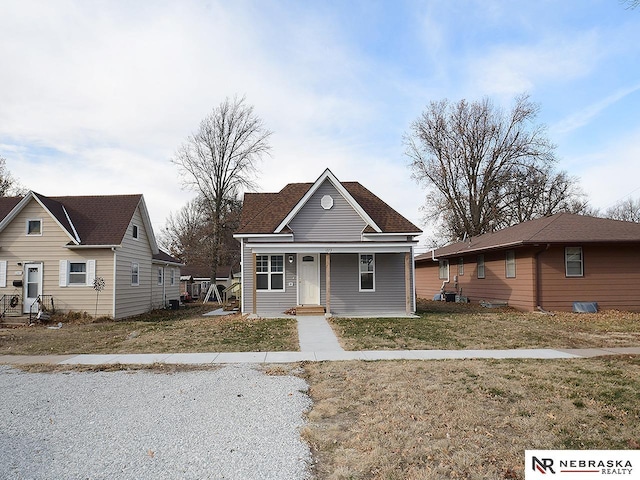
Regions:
[[29, 295, 56, 322], [1, 294, 22, 318]]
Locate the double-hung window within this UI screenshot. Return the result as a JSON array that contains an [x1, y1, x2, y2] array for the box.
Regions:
[[157, 267, 164, 285], [359, 254, 375, 291], [59, 259, 95, 287], [438, 259, 449, 281], [256, 255, 284, 291], [477, 255, 485, 279], [69, 262, 87, 285], [505, 250, 516, 278], [565, 247, 583, 277], [131, 262, 139, 286]]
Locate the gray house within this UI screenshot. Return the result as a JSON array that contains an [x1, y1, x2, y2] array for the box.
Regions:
[[234, 169, 422, 317]]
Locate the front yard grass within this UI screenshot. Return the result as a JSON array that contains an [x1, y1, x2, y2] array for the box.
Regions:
[[0, 305, 299, 355], [302, 355, 640, 479], [329, 300, 640, 350]]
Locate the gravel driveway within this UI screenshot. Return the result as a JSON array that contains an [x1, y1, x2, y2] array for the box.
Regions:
[[0, 365, 312, 479]]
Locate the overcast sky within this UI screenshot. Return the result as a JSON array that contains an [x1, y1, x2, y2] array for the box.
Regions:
[[1, 0, 639, 253]]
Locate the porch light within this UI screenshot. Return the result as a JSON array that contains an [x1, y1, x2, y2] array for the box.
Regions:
[[288, 255, 294, 264]]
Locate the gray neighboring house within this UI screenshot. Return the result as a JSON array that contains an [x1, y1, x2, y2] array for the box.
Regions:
[[234, 169, 422, 317]]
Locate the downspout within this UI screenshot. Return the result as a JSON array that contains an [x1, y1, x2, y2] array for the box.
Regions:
[[163, 265, 167, 307], [431, 248, 449, 297], [112, 247, 117, 319], [411, 245, 417, 314], [534, 244, 551, 313]]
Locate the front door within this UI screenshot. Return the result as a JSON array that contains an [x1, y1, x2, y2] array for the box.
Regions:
[[298, 254, 320, 305], [23, 263, 43, 313]]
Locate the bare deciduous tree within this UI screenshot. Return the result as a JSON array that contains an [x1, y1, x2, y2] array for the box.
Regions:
[[0, 157, 27, 196], [159, 196, 242, 270], [171, 96, 271, 285], [604, 197, 640, 222], [405, 94, 587, 243], [620, 0, 640, 9]]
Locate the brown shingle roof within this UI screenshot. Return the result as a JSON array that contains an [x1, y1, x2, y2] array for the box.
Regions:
[[0, 197, 21, 219], [416, 213, 640, 262], [237, 178, 421, 235], [2, 192, 144, 246], [49, 194, 144, 245]]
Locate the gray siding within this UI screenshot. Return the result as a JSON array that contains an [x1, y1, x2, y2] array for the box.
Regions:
[[288, 181, 366, 242], [114, 207, 154, 319], [327, 253, 407, 315], [243, 241, 297, 316]]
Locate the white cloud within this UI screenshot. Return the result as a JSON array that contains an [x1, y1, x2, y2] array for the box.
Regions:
[[464, 32, 601, 99], [552, 83, 640, 135]]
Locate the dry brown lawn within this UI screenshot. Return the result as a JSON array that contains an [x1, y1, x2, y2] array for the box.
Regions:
[[330, 300, 640, 350], [302, 356, 640, 480], [0, 305, 298, 354]]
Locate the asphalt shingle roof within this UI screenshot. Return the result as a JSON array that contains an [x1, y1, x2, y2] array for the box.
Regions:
[[1, 192, 181, 263], [237, 179, 421, 235], [416, 212, 640, 261]]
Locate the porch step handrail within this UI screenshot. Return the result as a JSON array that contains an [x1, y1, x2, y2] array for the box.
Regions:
[[1, 294, 23, 318], [29, 295, 56, 322]]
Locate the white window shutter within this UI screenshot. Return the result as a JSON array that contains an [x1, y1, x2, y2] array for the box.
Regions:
[[87, 260, 96, 285], [59, 260, 68, 287], [0, 261, 6, 288]]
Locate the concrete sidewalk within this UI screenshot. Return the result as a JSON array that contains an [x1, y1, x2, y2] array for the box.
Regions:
[[2, 315, 639, 365], [1, 347, 639, 366]]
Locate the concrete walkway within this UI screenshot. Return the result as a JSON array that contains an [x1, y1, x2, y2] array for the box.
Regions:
[[297, 315, 344, 352], [2, 315, 640, 365]]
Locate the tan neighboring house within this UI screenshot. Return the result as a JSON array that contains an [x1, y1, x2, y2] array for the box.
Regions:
[[415, 213, 640, 312], [0, 191, 182, 320]]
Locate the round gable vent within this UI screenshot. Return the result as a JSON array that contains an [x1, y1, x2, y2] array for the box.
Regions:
[[321, 194, 334, 210]]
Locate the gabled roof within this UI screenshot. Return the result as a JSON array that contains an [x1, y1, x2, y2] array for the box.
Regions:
[[237, 169, 421, 235], [152, 250, 184, 266], [0, 191, 159, 251], [416, 212, 640, 261], [181, 264, 236, 279]]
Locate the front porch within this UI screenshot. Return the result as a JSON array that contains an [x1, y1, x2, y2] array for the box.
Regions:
[[244, 247, 416, 318]]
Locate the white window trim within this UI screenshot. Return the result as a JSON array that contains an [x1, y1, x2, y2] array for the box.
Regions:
[[26, 218, 43, 236], [256, 255, 285, 292], [132, 224, 139, 240], [438, 259, 449, 281], [59, 259, 96, 287], [505, 250, 516, 278], [477, 255, 485, 279], [157, 267, 164, 286], [359, 253, 376, 292], [0, 260, 7, 288], [457, 257, 464, 276], [131, 262, 140, 286], [170, 269, 175, 286], [565, 246, 584, 277]]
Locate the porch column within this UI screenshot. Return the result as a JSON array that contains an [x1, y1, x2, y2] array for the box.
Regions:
[[405, 252, 411, 315], [325, 252, 331, 315], [252, 253, 257, 315]]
